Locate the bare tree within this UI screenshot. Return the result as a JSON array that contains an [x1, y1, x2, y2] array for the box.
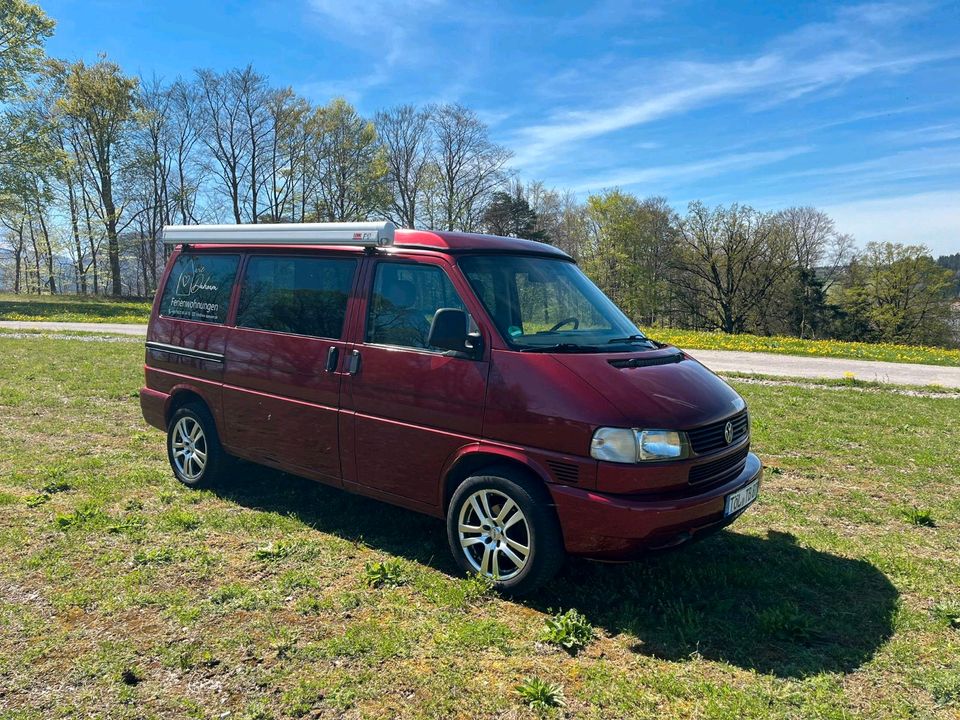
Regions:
[[672, 202, 795, 333], [430, 104, 510, 232], [196, 68, 249, 223], [375, 104, 433, 228]]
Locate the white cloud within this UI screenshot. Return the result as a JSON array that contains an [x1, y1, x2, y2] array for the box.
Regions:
[[570, 146, 811, 193], [823, 190, 960, 256], [507, 4, 956, 169]]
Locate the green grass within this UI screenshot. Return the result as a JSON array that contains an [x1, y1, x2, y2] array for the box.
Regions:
[[0, 334, 958, 718], [0, 292, 152, 324], [644, 326, 960, 367]]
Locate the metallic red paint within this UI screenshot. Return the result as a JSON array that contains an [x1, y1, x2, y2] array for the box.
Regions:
[[142, 229, 761, 561]]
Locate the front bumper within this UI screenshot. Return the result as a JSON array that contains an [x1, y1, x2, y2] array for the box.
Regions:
[[549, 452, 762, 559]]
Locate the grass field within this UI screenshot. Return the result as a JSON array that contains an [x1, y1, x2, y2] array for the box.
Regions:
[[644, 327, 960, 367], [0, 333, 957, 718], [0, 293, 152, 324], [2, 292, 959, 367]]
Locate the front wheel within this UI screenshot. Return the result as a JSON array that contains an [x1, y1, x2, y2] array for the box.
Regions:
[[446, 470, 565, 596]]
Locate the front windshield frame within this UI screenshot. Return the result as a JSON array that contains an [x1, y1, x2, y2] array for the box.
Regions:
[[457, 253, 649, 353]]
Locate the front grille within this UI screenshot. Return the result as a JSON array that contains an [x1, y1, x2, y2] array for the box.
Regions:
[[547, 461, 579, 484], [687, 411, 748, 454], [688, 446, 749, 486]]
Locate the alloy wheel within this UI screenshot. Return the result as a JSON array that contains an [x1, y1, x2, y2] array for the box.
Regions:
[[171, 416, 207, 482], [458, 488, 531, 580]]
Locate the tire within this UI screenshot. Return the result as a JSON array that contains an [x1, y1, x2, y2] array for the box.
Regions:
[[446, 469, 565, 596], [166, 402, 228, 488]]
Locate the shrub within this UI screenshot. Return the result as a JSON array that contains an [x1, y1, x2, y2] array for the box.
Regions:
[[254, 541, 293, 561], [902, 506, 935, 527], [542, 608, 594, 655], [363, 559, 407, 588], [515, 677, 564, 711]]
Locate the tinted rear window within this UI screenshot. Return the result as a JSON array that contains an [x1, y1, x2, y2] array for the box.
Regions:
[[159, 253, 239, 323], [237, 255, 357, 338]]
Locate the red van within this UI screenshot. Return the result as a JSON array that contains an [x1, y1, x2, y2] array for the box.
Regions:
[[141, 222, 760, 594]]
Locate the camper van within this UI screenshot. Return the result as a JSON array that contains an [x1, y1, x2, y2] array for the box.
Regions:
[[140, 222, 761, 594]]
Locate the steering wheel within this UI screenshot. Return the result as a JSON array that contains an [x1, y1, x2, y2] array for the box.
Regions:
[[547, 317, 580, 332]]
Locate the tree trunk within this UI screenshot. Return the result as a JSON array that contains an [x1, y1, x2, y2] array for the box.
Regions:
[[67, 175, 87, 294], [28, 219, 41, 295], [101, 169, 122, 296], [35, 198, 57, 294]]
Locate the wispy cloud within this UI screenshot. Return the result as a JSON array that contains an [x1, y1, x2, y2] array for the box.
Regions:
[[507, 3, 956, 169], [303, 0, 446, 103], [569, 146, 811, 193]]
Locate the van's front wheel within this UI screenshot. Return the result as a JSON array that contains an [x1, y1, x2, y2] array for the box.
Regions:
[[446, 470, 565, 596], [166, 403, 227, 488]]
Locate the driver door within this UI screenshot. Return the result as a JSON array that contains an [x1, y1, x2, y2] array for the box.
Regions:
[[340, 257, 489, 509]]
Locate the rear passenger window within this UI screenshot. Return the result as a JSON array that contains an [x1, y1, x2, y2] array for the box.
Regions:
[[236, 256, 357, 338], [159, 253, 239, 323], [367, 262, 465, 349]]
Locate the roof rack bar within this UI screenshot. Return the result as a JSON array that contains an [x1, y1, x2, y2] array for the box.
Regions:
[[162, 222, 395, 247]]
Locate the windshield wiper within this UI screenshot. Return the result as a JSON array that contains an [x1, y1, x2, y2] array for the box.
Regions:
[[519, 343, 602, 353]]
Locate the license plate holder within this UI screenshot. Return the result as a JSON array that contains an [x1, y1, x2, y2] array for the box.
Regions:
[[724, 478, 759, 517]]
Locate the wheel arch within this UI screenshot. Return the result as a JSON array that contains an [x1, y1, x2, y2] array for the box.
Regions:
[[440, 446, 554, 513], [165, 387, 211, 427]]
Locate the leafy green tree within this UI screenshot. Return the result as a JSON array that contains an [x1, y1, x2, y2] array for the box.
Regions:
[[0, 0, 53, 102], [307, 98, 389, 222], [0, 0, 54, 201], [583, 190, 677, 325], [56, 58, 140, 296], [837, 242, 955, 345], [482, 188, 546, 241]]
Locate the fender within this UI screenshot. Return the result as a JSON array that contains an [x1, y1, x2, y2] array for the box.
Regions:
[[436, 440, 564, 509]]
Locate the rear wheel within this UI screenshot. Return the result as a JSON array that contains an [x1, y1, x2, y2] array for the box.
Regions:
[[166, 403, 228, 487], [447, 470, 565, 596]]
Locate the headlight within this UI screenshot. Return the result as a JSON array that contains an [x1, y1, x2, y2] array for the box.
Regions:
[[590, 427, 637, 463], [590, 427, 688, 463], [637, 429, 685, 460]]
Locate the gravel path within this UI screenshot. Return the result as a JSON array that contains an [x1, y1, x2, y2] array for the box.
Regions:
[[3, 320, 959, 389]]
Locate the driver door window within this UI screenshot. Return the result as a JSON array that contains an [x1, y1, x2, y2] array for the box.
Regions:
[[366, 262, 465, 350]]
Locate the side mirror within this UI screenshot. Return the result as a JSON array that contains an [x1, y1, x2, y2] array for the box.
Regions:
[[428, 308, 482, 357]]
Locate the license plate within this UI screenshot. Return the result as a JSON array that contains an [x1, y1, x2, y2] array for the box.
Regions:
[[724, 479, 759, 517]]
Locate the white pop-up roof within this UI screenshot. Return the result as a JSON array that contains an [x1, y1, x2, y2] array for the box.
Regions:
[[162, 222, 395, 247]]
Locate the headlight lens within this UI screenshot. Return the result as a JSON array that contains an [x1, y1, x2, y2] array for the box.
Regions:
[[590, 427, 637, 463], [590, 427, 688, 463], [637, 429, 684, 460]]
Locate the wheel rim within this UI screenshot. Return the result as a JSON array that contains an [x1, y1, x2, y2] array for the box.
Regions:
[[458, 489, 531, 581], [171, 416, 207, 482]]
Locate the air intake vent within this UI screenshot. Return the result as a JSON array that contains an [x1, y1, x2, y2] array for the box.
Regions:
[[609, 349, 684, 369], [688, 446, 749, 486], [547, 461, 579, 484]]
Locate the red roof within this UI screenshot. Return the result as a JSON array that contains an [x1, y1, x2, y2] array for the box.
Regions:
[[393, 229, 570, 258]]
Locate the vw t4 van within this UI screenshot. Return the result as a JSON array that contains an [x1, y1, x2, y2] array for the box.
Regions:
[[140, 222, 761, 594]]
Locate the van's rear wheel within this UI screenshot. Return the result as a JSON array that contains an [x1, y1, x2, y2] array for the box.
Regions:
[[446, 470, 565, 596], [166, 403, 227, 488]]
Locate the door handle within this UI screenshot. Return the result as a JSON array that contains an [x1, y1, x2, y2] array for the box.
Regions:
[[347, 349, 361, 375], [325, 346, 339, 372]]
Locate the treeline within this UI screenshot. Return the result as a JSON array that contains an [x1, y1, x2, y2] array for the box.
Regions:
[[1, 1, 958, 347]]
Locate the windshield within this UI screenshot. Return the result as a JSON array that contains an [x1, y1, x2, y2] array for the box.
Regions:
[[458, 255, 650, 352]]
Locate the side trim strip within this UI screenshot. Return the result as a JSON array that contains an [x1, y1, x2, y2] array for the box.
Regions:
[[146, 341, 224, 363]]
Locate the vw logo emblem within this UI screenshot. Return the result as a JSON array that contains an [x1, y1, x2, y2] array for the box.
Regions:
[[724, 421, 734, 445]]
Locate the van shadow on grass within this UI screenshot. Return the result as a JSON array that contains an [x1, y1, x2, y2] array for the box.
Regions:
[[213, 465, 897, 680]]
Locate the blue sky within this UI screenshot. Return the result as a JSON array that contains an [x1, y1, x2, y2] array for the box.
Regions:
[[42, 0, 960, 255]]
